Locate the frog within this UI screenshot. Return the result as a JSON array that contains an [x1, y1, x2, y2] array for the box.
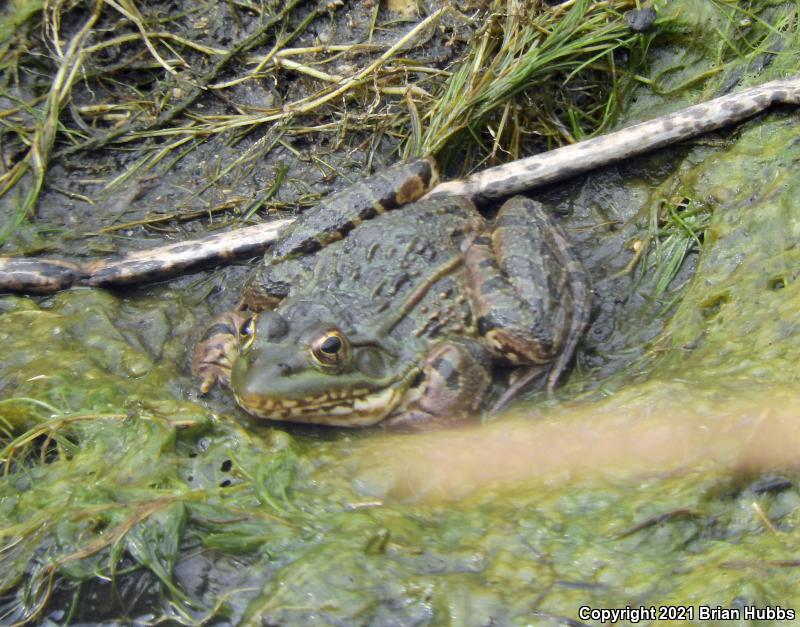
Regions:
[[192, 157, 590, 427]]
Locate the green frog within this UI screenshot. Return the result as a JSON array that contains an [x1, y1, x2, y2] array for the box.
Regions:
[[193, 157, 589, 427]]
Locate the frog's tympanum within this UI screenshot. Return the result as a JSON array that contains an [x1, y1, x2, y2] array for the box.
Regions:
[[193, 158, 590, 427]]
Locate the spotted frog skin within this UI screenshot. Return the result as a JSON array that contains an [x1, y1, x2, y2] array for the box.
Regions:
[[193, 158, 589, 427]]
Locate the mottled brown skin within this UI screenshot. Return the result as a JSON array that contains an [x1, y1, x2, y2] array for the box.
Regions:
[[240, 157, 439, 310], [464, 197, 590, 411], [195, 157, 590, 427]]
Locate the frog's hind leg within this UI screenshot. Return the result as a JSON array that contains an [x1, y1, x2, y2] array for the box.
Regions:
[[466, 196, 590, 406], [522, 201, 592, 394], [269, 157, 439, 261]]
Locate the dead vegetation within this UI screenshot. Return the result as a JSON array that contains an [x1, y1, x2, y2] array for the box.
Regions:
[[0, 0, 642, 251]]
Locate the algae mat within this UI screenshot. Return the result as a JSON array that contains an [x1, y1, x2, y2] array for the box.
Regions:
[[2, 0, 800, 624]]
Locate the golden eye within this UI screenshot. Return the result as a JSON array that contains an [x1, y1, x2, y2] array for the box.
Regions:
[[310, 329, 349, 370], [240, 314, 257, 351]]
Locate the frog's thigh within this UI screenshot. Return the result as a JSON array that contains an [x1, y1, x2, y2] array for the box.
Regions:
[[270, 157, 438, 260], [466, 195, 587, 366], [385, 340, 491, 428]]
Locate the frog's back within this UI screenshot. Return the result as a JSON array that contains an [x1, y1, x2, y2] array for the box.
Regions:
[[288, 195, 483, 334], [270, 158, 439, 260]]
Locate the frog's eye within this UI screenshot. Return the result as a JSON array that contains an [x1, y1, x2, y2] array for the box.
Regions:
[[240, 315, 257, 351], [310, 329, 350, 370]]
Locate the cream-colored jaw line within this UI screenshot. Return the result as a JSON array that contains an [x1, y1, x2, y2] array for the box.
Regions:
[[234, 385, 403, 427]]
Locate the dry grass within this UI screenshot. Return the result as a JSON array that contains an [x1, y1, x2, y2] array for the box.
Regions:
[[0, 0, 642, 245]]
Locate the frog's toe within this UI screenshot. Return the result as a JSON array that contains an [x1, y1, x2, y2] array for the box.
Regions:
[[489, 364, 551, 415], [198, 371, 220, 394]]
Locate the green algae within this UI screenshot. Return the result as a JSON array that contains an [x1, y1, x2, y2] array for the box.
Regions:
[[653, 115, 800, 385], [3, 1, 800, 624]]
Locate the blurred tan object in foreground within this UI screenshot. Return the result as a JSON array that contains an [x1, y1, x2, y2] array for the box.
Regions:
[[355, 381, 800, 502]]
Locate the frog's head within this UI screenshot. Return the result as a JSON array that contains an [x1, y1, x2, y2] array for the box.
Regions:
[[230, 302, 418, 426]]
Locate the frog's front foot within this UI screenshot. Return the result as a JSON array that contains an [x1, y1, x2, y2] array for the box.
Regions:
[[384, 340, 492, 429], [192, 311, 252, 393]]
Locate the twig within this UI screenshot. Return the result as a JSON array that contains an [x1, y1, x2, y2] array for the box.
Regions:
[[430, 76, 800, 200]]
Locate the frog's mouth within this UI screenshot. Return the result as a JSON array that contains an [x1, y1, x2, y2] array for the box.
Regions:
[[231, 361, 423, 427], [229, 325, 427, 426], [234, 383, 416, 427]]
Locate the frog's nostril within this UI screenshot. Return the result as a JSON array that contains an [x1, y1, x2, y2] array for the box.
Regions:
[[277, 362, 292, 375]]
